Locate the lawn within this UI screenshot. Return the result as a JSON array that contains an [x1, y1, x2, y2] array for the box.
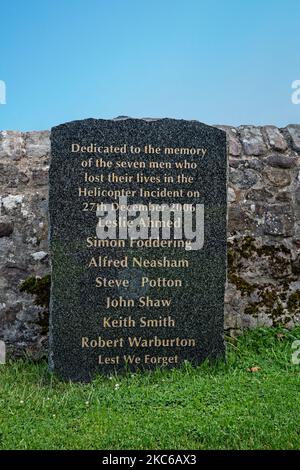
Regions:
[[0, 327, 299, 450]]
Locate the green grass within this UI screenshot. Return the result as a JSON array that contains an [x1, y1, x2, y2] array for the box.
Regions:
[[0, 327, 300, 450]]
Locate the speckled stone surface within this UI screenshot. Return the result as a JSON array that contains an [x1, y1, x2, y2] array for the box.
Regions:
[[49, 118, 227, 382]]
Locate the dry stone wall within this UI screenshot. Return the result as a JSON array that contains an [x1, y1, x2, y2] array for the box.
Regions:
[[1, 124, 300, 358]]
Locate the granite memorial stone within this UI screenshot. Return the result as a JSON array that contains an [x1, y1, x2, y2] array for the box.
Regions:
[[49, 118, 227, 381]]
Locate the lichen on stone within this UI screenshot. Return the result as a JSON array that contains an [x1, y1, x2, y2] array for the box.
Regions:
[[1, 126, 300, 357], [287, 290, 300, 313]]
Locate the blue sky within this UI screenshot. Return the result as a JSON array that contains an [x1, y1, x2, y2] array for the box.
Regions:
[[0, 0, 299, 130]]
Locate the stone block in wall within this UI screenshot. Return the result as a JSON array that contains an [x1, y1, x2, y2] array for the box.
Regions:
[[229, 167, 260, 189], [265, 167, 292, 188], [217, 125, 242, 156], [24, 131, 50, 159], [264, 204, 294, 236], [265, 153, 297, 169], [228, 205, 258, 233]]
